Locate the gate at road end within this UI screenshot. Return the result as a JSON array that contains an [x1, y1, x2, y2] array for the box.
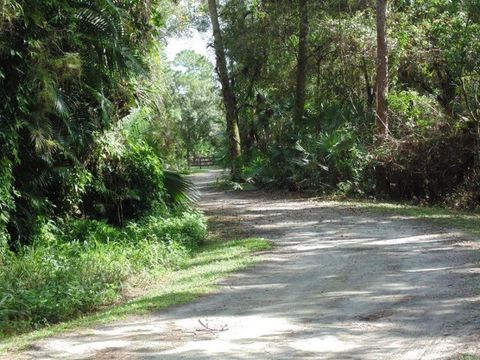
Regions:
[[189, 156, 216, 168]]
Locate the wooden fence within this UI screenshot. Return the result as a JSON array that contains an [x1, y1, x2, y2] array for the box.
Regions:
[[189, 156, 216, 168]]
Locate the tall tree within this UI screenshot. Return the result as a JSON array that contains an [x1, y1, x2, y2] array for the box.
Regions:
[[375, 0, 388, 141], [207, 0, 242, 180], [294, 0, 309, 127], [375, 0, 389, 195]]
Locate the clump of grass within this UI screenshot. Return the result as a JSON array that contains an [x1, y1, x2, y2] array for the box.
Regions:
[[0, 237, 271, 353]]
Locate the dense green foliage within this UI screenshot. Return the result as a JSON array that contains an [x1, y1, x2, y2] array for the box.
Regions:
[[0, 0, 170, 246], [209, 0, 480, 208], [0, 0, 212, 336]]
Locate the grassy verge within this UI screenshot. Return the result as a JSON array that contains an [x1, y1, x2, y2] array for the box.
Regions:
[[462, 355, 480, 360], [0, 237, 271, 354], [0, 212, 209, 336], [334, 199, 480, 237]]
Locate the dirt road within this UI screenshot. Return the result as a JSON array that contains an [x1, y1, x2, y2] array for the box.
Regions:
[[18, 169, 480, 359]]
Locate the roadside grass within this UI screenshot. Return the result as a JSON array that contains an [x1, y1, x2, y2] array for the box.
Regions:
[[462, 355, 480, 360], [337, 199, 480, 237], [0, 237, 271, 354]]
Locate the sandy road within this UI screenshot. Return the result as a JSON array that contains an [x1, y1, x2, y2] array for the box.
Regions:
[[14, 169, 480, 359]]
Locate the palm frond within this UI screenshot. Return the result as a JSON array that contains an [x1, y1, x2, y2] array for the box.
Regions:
[[164, 170, 199, 206], [74, 0, 146, 77]]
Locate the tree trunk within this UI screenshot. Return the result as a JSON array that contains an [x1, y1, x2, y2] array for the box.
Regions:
[[375, 0, 389, 195], [375, 0, 388, 142], [207, 0, 242, 180], [362, 56, 374, 107], [294, 0, 308, 128]]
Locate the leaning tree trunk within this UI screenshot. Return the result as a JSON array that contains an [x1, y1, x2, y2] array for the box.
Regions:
[[207, 0, 242, 180], [294, 0, 308, 128], [375, 0, 389, 194]]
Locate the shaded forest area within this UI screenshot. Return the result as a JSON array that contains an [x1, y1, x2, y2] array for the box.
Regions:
[[209, 0, 480, 209]]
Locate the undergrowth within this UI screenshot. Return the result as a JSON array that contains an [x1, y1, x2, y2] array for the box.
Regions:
[[0, 237, 271, 353], [0, 211, 207, 337]]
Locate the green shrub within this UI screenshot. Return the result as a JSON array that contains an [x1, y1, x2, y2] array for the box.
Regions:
[[0, 210, 207, 336], [62, 219, 123, 244], [131, 211, 207, 250], [388, 90, 444, 134], [246, 127, 370, 195], [84, 136, 167, 225], [304, 128, 370, 194]]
